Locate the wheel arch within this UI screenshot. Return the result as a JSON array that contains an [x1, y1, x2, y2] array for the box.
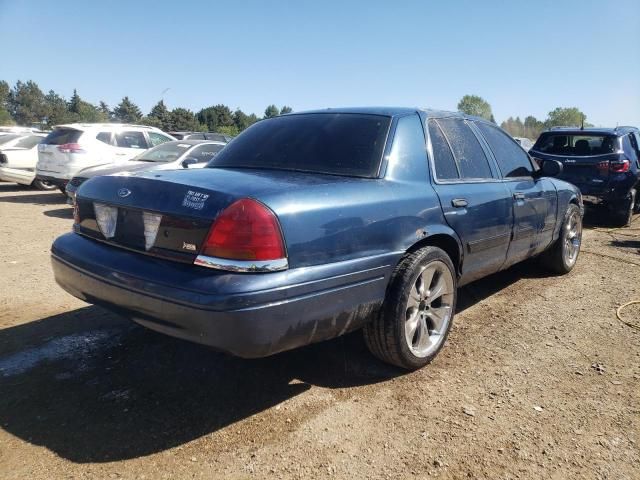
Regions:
[[406, 231, 463, 278]]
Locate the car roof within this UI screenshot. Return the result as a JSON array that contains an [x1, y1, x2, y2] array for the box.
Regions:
[[541, 126, 638, 136], [160, 139, 226, 146], [284, 106, 494, 122], [53, 123, 165, 132]]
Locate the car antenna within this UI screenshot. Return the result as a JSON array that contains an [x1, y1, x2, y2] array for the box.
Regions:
[[580, 114, 585, 131]]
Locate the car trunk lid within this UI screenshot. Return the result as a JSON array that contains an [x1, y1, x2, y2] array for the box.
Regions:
[[73, 167, 352, 263]]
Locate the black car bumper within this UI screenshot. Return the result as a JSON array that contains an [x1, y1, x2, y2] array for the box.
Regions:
[[51, 233, 395, 358]]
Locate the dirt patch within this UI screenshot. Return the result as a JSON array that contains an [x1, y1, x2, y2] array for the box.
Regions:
[[1, 183, 638, 479]]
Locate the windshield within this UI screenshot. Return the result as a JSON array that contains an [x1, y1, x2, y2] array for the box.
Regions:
[[134, 142, 192, 162], [207, 113, 391, 178], [13, 135, 44, 149], [533, 133, 620, 156]]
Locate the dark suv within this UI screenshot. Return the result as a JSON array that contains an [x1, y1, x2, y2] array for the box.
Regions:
[[530, 127, 640, 225]]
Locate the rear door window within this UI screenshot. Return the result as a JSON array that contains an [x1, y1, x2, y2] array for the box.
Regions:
[[43, 128, 83, 145], [476, 122, 533, 178], [96, 131, 113, 145], [437, 118, 493, 179], [115, 131, 148, 149], [148, 131, 173, 146], [428, 120, 458, 180]]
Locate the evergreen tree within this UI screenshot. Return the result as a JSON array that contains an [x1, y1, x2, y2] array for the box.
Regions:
[[112, 96, 142, 123], [280, 105, 293, 115], [44, 90, 71, 126], [264, 104, 280, 119], [169, 108, 199, 131], [9, 80, 48, 125], [68, 89, 82, 114], [99, 101, 111, 121], [149, 100, 171, 130]]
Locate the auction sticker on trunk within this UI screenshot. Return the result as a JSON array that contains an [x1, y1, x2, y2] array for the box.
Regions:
[[182, 190, 210, 210]]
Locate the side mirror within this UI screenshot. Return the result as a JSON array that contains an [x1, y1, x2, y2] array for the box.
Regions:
[[181, 157, 198, 168], [534, 159, 563, 177]]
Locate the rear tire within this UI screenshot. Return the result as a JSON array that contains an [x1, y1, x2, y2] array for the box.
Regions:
[[540, 203, 582, 274], [363, 246, 457, 370], [31, 178, 57, 191], [613, 188, 635, 227]]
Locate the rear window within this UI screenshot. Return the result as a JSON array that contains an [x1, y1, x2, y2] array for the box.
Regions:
[[115, 131, 148, 149], [208, 113, 391, 177], [44, 128, 83, 145], [533, 133, 620, 156]]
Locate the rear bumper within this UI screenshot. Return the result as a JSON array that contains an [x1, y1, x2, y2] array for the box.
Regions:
[[51, 233, 396, 358], [0, 167, 34, 185]]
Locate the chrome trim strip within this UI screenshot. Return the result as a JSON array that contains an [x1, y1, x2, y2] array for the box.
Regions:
[[194, 255, 288, 273]]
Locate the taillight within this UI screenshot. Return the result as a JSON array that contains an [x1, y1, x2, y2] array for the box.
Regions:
[[597, 161, 609, 173], [200, 198, 286, 262], [57, 143, 86, 154], [609, 159, 630, 173]]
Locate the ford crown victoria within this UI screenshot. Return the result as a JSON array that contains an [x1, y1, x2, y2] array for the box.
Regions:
[[51, 108, 583, 370]]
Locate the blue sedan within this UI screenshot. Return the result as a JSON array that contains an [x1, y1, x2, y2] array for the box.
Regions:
[[51, 108, 583, 370]]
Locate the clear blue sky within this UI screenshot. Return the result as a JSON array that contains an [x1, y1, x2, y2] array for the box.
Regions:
[[1, 0, 638, 126]]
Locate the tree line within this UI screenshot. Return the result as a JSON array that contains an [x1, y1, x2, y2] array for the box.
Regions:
[[0, 79, 292, 136], [456, 94, 592, 140], [0, 80, 593, 141]]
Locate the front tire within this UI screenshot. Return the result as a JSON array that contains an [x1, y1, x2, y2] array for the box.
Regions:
[[540, 203, 582, 274], [364, 246, 457, 370], [31, 178, 57, 191]]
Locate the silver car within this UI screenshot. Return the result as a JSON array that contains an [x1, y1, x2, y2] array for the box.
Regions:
[[66, 140, 226, 201]]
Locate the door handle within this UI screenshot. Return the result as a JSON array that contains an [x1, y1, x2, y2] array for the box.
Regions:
[[513, 192, 525, 200], [451, 198, 468, 208]]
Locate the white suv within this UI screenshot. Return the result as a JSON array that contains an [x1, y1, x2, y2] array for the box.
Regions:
[[36, 123, 175, 191]]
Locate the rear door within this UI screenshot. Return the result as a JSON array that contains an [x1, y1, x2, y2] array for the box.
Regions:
[[113, 130, 150, 162], [475, 122, 556, 265], [427, 118, 512, 284]]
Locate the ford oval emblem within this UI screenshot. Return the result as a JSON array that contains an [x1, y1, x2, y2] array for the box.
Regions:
[[118, 188, 131, 198]]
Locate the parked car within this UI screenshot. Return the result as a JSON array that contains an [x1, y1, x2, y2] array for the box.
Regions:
[[513, 137, 534, 151], [0, 126, 44, 135], [35, 123, 175, 192], [169, 131, 234, 142], [530, 126, 640, 226], [65, 140, 226, 201], [0, 133, 29, 147], [0, 133, 55, 189], [52, 108, 582, 370]]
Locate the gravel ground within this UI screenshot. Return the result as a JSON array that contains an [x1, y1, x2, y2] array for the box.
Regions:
[[0, 182, 639, 480]]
